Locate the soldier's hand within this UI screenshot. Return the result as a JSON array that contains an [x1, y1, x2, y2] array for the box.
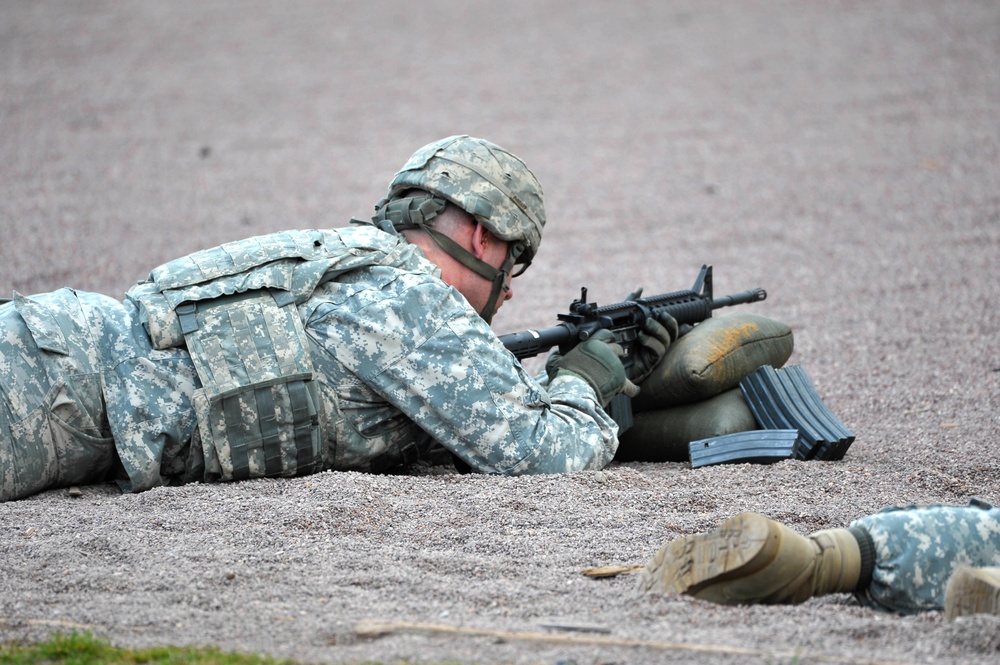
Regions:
[[547, 329, 639, 406], [629, 315, 678, 384], [621, 287, 680, 383]]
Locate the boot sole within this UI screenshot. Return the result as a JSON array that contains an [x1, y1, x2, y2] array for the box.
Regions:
[[945, 566, 1000, 620], [637, 512, 775, 596]]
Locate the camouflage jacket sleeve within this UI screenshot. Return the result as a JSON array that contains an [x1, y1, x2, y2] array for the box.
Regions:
[[305, 266, 619, 475]]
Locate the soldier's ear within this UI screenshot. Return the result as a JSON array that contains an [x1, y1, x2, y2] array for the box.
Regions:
[[471, 223, 491, 259]]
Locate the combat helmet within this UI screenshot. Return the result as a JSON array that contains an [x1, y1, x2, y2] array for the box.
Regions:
[[372, 135, 546, 322]]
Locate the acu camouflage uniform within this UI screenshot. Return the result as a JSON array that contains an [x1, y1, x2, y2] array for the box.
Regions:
[[0, 225, 617, 502], [852, 500, 1000, 613]]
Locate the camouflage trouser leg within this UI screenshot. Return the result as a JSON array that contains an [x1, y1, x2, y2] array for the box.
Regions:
[[0, 290, 116, 501], [851, 500, 1000, 614]]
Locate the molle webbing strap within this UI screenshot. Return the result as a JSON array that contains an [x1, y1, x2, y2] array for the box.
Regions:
[[222, 393, 251, 480], [252, 384, 281, 476], [289, 380, 321, 475]]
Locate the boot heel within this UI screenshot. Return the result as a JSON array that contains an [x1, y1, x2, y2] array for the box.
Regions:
[[945, 566, 1000, 620]]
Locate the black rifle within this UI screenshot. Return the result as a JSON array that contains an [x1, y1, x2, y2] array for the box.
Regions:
[[498, 265, 767, 432]]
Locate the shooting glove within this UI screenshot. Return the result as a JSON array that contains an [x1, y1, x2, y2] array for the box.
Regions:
[[546, 330, 640, 406], [629, 315, 679, 385]]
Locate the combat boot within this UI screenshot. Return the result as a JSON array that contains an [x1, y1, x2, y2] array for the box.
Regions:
[[637, 512, 875, 605], [944, 566, 1000, 620]]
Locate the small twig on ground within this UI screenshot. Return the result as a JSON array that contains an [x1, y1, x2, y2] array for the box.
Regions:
[[354, 619, 910, 665]]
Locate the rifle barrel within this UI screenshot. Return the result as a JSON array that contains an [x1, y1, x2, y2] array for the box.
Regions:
[[711, 288, 767, 309]]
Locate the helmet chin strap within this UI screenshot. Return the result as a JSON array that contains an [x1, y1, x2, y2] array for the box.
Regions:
[[478, 249, 521, 325], [370, 195, 524, 324]]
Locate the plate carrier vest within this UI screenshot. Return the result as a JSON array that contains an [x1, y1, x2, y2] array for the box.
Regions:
[[126, 227, 415, 482]]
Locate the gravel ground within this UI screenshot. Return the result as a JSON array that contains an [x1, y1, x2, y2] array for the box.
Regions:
[[1, 2, 999, 664]]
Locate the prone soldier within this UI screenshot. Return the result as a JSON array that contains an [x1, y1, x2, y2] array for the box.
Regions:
[[0, 135, 679, 501]]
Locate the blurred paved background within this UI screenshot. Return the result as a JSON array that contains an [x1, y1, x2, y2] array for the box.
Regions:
[[1, 1, 998, 662]]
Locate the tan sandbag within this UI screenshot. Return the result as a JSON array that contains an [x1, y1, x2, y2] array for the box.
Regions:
[[633, 313, 793, 410], [616, 389, 758, 463]]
